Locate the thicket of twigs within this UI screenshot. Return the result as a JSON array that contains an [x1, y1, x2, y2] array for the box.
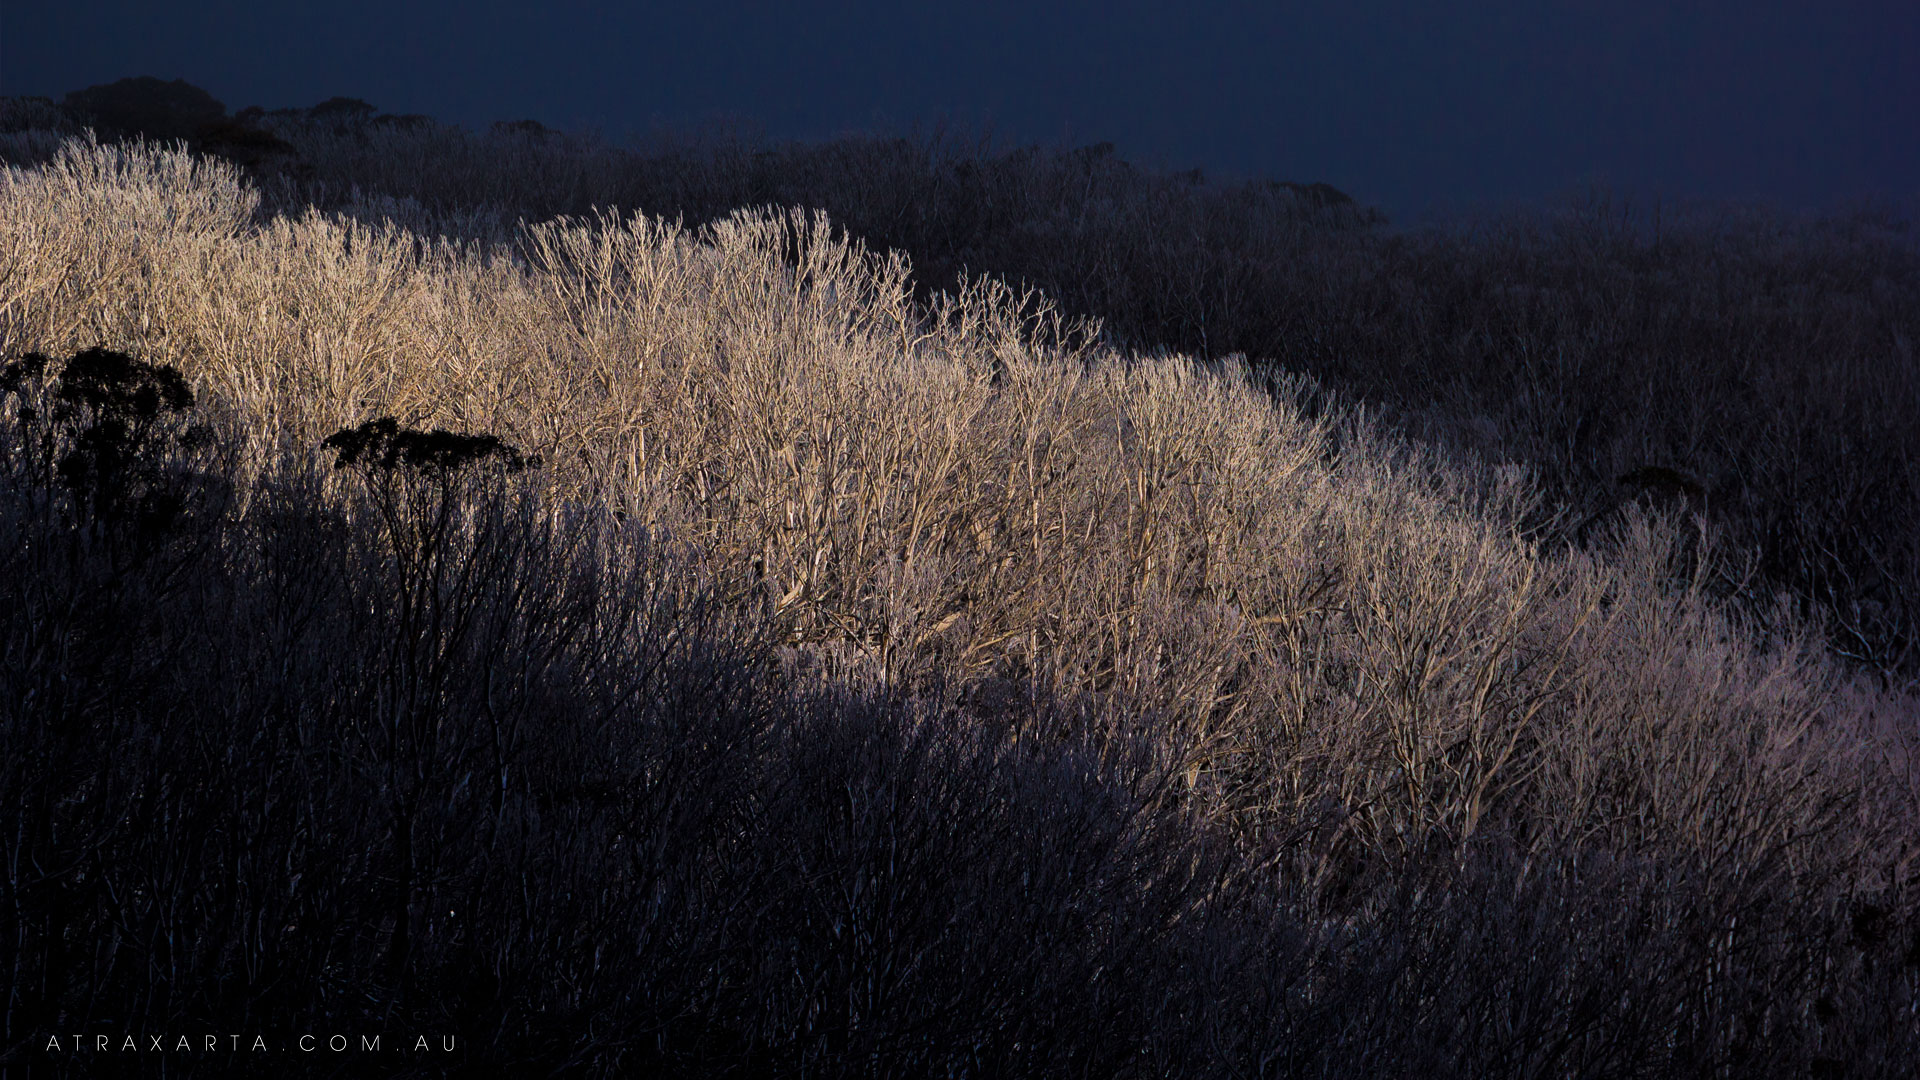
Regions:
[[1, 126, 1916, 1077], [210, 108, 1920, 678]]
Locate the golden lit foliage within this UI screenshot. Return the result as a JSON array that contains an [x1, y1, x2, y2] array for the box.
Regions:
[[3, 135, 1912, 879]]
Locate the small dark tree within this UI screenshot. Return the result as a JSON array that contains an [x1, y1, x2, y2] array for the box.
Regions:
[[0, 346, 213, 554], [322, 415, 531, 475], [490, 118, 555, 141], [61, 76, 226, 143], [370, 112, 435, 132], [306, 95, 379, 131], [320, 418, 536, 640], [193, 117, 298, 171], [321, 416, 538, 989]]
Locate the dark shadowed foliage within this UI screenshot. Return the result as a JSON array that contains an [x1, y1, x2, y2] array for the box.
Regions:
[[62, 76, 226, 144], [306, 97, 378, 124], [323, 415, 535, 475], [1, 346, 223, 560], [2, 343, 1916, 1076]]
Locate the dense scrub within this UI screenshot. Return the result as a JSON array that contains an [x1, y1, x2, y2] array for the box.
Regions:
[[164, 104, 1919, 679], [1, 135, 1917, 1076], [9, 94, 1915, 675]]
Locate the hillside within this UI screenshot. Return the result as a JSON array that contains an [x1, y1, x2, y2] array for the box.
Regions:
[[13, 79, 1917, 678], [1, 86, 1917, 1077]]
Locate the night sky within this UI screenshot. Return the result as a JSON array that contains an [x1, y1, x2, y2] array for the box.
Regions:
[[4, 1, 1916, 223]]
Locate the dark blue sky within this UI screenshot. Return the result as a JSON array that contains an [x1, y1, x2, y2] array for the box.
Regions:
[[4, 1, 1916, 222]]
